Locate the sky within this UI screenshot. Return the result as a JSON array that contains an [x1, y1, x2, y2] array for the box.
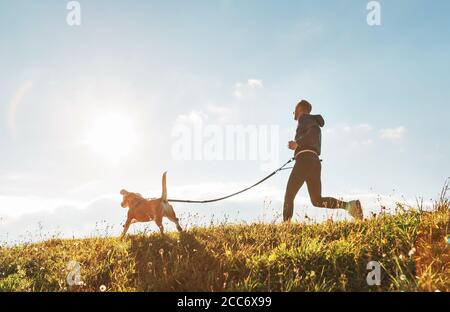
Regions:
[[1, 0, 449, 244]]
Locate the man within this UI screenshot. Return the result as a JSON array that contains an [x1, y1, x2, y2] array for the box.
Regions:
[[283, 100, 363, 222]]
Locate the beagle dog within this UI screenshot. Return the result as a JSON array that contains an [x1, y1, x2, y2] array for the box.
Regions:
[[120, 172, 182, 238]]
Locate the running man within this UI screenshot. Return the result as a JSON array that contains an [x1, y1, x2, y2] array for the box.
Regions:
[[283, 100, 363, 222]]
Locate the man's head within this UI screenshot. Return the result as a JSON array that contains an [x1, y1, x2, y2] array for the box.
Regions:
[[294, 100, 312, 120]]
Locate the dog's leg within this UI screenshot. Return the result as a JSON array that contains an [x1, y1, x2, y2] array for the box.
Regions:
[[120, 217, 132, 239], [166, 205, 183, 232], [175, 218, 183, 232], [166, 215, 182, 232], [155, 216, 164, 235]]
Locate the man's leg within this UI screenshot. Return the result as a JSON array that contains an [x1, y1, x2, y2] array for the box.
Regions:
[[283, 161, 307, 222], [306, 158, 364, 219], [306, 158, 346, 209]]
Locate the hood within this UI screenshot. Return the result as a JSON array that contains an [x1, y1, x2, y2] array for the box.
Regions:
[[299, 114, 325, 127], [312, 114, 325, 127]]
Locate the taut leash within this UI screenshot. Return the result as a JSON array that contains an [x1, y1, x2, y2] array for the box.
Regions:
[[167, 150, 317, 204]]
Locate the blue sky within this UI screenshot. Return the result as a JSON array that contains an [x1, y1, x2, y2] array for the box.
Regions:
[[1, 0, 449, 243]]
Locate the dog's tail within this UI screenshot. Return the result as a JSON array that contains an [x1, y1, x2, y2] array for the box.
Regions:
[[161, 171, 168, 203]]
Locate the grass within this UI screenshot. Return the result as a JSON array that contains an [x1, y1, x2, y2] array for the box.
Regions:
[[0, 191, 448, 292]]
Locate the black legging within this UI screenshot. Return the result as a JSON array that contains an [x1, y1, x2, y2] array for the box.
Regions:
[[283, 153, 345, 221]]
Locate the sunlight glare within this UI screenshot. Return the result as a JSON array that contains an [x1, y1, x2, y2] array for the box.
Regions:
[[83, 112, 138, 164]]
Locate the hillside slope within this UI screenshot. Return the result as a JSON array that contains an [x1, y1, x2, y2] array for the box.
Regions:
[[0, 203, 448, 292]]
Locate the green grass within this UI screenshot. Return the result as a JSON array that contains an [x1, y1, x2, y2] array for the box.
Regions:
[[0, 200, 448, 292]]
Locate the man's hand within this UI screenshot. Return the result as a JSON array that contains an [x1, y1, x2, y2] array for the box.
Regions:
[[288, 140, 298, 151]]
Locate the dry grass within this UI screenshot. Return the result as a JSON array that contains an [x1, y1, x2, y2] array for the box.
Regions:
[[0, 190, 448, 292]]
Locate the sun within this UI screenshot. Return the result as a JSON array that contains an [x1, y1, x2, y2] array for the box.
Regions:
[[83, 112, 138, 164]]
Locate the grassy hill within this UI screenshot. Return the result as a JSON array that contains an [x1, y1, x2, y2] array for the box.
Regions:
[[0, 199, 448, 292]]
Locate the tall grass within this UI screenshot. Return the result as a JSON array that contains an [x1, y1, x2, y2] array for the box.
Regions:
[[0, 188, 448, 292]]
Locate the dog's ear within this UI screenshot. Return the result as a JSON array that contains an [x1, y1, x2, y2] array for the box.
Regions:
[[120, 189, 128, 195]]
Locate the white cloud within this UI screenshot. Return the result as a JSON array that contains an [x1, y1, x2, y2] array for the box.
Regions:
[[0, 195, 124, 245], [247, 79, 263, 88], [176, 110, 208, 124], [0, 195, 65, 218], [326, 123, 408, 145], [206, 104, 231, 115], [234, 79, 263, 99], [0, 193, 118, 220], [379, 127, 407, 140], [326, 123, 375, 147], [341, 123, 373, 133], [327, 123, 372, 134]]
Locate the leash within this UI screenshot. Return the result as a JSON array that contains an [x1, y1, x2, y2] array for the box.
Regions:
[[167, 150, 317, 204]]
